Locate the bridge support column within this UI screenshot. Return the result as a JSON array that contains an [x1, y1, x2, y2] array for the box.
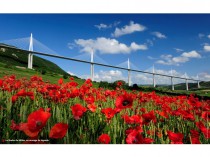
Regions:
[[30, 54, 33, 69], [197, 81, 200, 89], [153, 74, 156, 88], [186, 79, 189, 91], [128, 70, 131, 86], [127, 58, 131, 86], [171, 76, 174, 91], [90, 50, 94, 81], [28, 53, 32, 69]]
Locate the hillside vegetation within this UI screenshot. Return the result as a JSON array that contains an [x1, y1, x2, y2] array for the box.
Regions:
[[0, 45, 67, 75]]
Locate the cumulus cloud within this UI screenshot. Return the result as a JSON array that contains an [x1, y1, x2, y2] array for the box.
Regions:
[[204, 45, 210, 52], [151, 32, 167, 39], [181, 50, 201, 58], [79, 70, 127, 83], [198, 72, 210, 81], [77, 68, 202, 85], [74, 37, 147, 54], [94, 23, 110, 30], [156, 51, 201, 66], [207, 34, 210, 39], [95, 21, 120, 30], [94, 70, 127, 82], [133, 69, 189, 85], [172, 56, 189, 63], [112, 21, 146, 37]]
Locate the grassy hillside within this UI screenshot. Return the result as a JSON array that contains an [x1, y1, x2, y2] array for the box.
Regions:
[[0, 44, 68, 75]]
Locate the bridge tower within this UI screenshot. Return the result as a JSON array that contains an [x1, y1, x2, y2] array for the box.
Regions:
[[152, 65, 156, 87], [90, 49, 94, 81], [28, 33, 33, 69], [171, 69, 174, 91], [127, 58, 131, 86]]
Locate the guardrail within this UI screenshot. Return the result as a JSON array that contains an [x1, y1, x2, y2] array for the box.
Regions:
[[0, 44, 203, 91]]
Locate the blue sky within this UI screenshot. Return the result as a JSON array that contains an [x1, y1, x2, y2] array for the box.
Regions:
[[0, 14, 210, 83]]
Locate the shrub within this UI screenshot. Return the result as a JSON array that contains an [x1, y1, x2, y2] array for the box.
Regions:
[[41, 69, 47, 75], [63, 73, 69, 79], [99, 81, 110, 88]]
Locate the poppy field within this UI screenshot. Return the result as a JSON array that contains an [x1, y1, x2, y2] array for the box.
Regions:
[[0, 75, 209, 144]]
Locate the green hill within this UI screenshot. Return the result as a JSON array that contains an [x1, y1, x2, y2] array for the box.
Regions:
[[0, 44, 68, 75]]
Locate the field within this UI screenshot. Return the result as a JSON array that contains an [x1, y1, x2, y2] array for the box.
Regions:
[[0, 74, 209, 144]]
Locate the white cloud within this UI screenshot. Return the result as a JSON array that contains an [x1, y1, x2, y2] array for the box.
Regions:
[[95, 70, 127, 82], [133, 69, 187, 85], [68, 43, 76, 49], [151, 31, 167, 39], [174, 48, 184, 52], [181, 50, 201, 58], [94, 23, 110, 30], [198, 33, 205, 39], [204, 45, 210, 52], [156, 51, 201, 66], [172, 56, 189, 63], [207, 34, 210, 39], [67, 71, 75, 76], [112, 21, 146, 37], [130, 42, 147, 50], [75, 37, 147, 54], [95, 21, 121, 30], [160, 54, 173, 60], [198, 72, 210, 81]]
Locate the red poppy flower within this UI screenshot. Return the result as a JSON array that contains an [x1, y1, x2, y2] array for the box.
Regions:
[[116, 81, 123, 87], [11, 95, 18, 103], [101, 108, 116, 120], [196, 121, 210, 139], [87, 103, 97, 112], [201, 111, 210, 121], [142, 111, 156, 125], [20, 108, 51, 137], [125, 126, 143, 136], [139, 108, 146, 113], [58, 78, 63, 85], [167, 131, 184, 144], [126, 130, 153, 144], [49, 123, 68, 139], [16, 89, 26, 96], [70, 77, 74, 81], [97, 134, 110, 144], [0, 79, 3, 87], [115, 94, 133, 110], [122, 114, 142, 125], [85, 96, 95, 104], [190, 130, 201, 144], [181, 110, 195, 121], [156, 110, 169, 119], [71, 104, 87, 120]]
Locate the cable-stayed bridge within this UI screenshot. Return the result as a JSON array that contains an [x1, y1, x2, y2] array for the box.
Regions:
[[0, 34, 205, 90]]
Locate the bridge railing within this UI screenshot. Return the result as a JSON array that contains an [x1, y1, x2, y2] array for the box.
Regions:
[[0, 44, 203, 91]]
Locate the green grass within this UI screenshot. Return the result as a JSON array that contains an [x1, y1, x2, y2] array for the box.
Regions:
[[0, 62, 99, 88]]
